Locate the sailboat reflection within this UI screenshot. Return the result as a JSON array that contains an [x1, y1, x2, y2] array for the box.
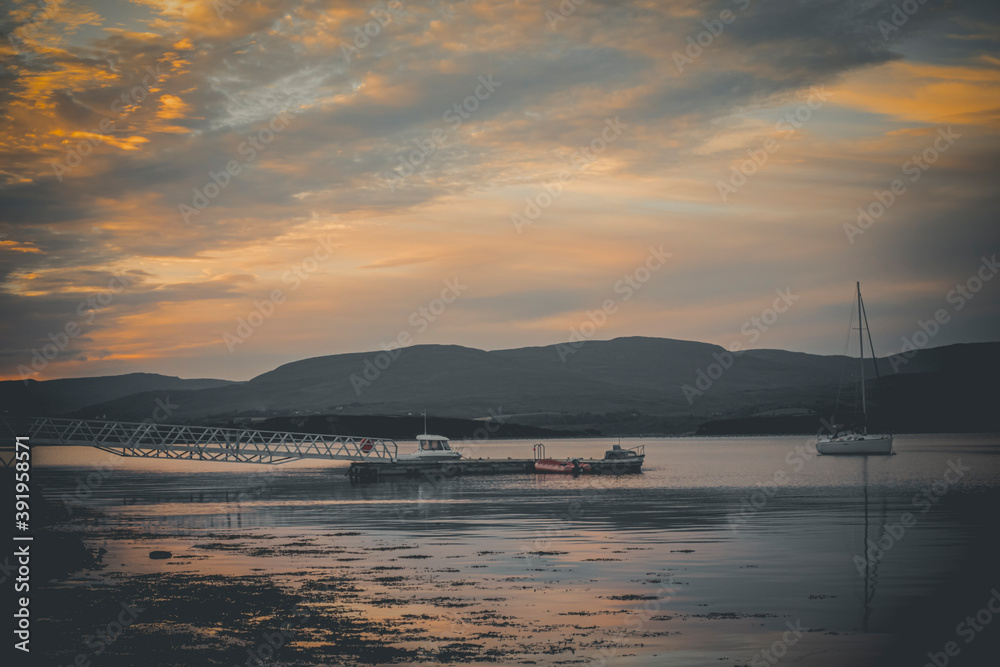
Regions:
[[859, 457, 889, 632]]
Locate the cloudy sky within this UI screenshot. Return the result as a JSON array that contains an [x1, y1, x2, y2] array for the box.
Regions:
[[1, 0, 998, 382]]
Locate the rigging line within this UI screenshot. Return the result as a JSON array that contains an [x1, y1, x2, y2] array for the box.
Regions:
[[860, 290, 887, 427], [860, 289, 887, 433], [834, 290, 857, 425], [859, 290, 882, 385], [858, 282, 867, 426]]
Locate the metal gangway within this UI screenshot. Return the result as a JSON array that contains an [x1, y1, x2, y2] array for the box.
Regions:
[[8, 417, 398, 465]]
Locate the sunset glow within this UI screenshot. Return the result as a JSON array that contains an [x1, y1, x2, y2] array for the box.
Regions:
[[2, 0, 998, 381]]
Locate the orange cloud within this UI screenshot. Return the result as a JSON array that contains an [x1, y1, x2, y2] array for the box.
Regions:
[[65, 130, 150, 151], [829, 61, 1000, 127], [0, 239, 42, 253]]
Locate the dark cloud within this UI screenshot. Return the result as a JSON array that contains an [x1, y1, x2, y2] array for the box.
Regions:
[[1, 0, 998, 378]]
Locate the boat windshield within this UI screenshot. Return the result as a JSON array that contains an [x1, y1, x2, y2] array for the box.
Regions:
[[421, 440, 448, 451]]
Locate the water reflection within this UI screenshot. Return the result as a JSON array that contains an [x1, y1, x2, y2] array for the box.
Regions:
[[35, 434, 1000, 666]]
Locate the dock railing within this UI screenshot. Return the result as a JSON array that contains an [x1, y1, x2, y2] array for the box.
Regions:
[[14, 417, 398, 465]]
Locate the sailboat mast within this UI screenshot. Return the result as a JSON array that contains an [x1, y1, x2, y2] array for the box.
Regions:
[[858, 282, 867, 425], [859, 288, 888, 435]]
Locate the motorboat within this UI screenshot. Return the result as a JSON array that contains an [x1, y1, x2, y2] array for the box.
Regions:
[[396, 434, 462, 461]]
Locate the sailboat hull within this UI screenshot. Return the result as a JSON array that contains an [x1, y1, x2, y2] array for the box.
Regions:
[[816, 435, 893, 455]]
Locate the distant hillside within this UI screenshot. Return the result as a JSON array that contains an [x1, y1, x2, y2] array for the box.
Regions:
[[696, 358, 999, 436], [0, 373, 237, 417], [11, 338, 1000, 435], [244, 414, 594, 440]]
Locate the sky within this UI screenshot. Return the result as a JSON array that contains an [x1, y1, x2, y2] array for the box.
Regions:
[[1, 0, 999, 382]]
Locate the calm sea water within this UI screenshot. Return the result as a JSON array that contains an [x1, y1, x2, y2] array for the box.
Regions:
[[34, 434, 1000, 666]]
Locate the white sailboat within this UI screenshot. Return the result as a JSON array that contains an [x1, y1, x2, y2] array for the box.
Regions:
[[816, 283, 894, 455]]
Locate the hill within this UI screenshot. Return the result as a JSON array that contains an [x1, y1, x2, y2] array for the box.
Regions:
[[247, 414, 594, 440], [0, 373, 237, 417], [9, 338, 999, 436]]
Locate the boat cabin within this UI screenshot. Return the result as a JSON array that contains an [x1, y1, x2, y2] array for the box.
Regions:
[[397, 434, 462, 460], [603, 444, 643, 460]]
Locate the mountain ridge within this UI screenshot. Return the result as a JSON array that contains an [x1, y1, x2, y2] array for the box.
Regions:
[[3, 338, 996, 435]]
